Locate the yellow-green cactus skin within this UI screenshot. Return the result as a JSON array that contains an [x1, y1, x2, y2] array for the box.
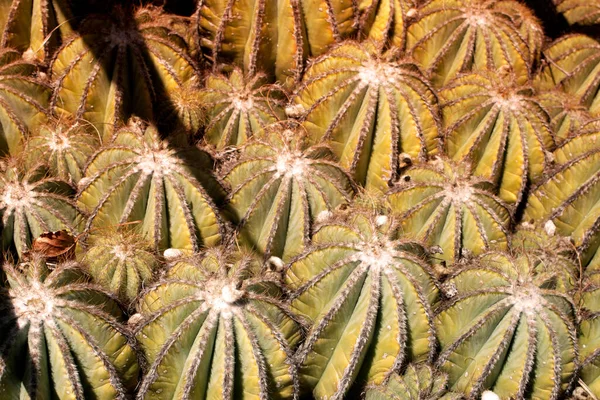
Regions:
[[286, 206, 439, 399], [194, 0, 358, 88], [406, 0, 534, 87], [357, 0, 416, 49], [201, 68, 286, 150], [554, 0, 600, 26], [24, 117, 100, 184], [439, 71, 554, 206], [538, 90, 595, 146], [78, 119, 226, 252], [134, 247, 301, 399], [222, 125, 355, 262], [81, 230, 159, 303], [0, 0, 75, 63], [294, 40, 441, 192], [387, 157, 511, 265], [578, 284, 600, 398], [50, 6, 199, 141], [0, 159, 82, 259], [436, 251, 578, 399], [0, 48, 51, 156], [365, 363, 463, 400], [0, 256, 139, 398], [535, 35, 600, 118]]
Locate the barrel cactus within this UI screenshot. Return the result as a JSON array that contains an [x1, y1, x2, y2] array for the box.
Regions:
[[78, 119, 226, 252], [24, 117, 100, 184], [50, 5, 199, 140], [535, 35, 600, 117], [357, 0, 416, 49], [365, 363, 463, 400], [554, 0, 600, 26], [81, 230, 159, 304], [201, 68, 286, 150], [436, 251, 578, 399], [0, 255, 139, 398], [286, 206, 439, 399], [134, 246, 302, 399], [0, 48, 51, 156], [539, 90, 595, 146], [0, 159, 81, 259], [222, 125, 355, 262], [294, 40, 441, 192], [0, 0, 75, 63], [439, 71, 554, 206], [194, 0, 358, 87], [578, 284, 600, 398], [387, 157, 511, 266], [406, 0, 534, 87]]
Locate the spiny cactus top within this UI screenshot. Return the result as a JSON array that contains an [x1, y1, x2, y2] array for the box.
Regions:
[[50, 6, 199, 141], [201, 68, 286, 150], [357, 0, 417, 49], [195, 0, 358, 88], [365, 363, 463, 400], [554, 0, 600, 26], [24, 117, 100, 184], [222, 125, 355, 262], [387, 157, 511, 266], [0, 256, 139, 398], [539, 90, 595, 146], [406, 0, 534, 87], [436, 251, 578, 399], [0, 0, 75, 63], [294, 40, 441, 192], [134, 246, 301, 399], [439, 71, 554, 206], [78, 119, 226, 252], [286, 206, 439, 399], [0, 48, 51, 156], [81, 230, 159, 304], [535, 35, 600, 117], [0, 160, 82, 259]]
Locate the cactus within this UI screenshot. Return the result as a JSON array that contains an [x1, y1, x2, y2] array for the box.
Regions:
[[357, 0, 417, 49], [554, 0, 600, 26], [201, 68, 286, 150], [387, 157, 511, 266], [294, 40, 441, 192], [222, 125, 355, 262], [578, 284, 600, 398], [0, 159, 82, 259], [81, 229, 159, 304], [78, 119, 226, 252], [0, 48, 51, 156], [134, 246, 301, 399], [439, 71, 554, 206], [24, 117, 100, 184], [365, 363, 463, 400], [286, 206, 439, 399], [535, 35, 600, 117], [406, 0, 534, 87], [194, 0, 358, 88], [50, 6, 200, 141], [0, 255, 139, 398], [436, 251, 578, 399], [538, 90, 595, 146]]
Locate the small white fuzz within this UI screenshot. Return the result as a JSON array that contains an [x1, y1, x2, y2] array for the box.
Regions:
[[375, 215, 388, 227], [267, 256, 285, 271], [285, 104, 305, 119], [11, 282, 55, 328], [358, 60, 398, 86], [275, 153, 307, 177], [128, 313, 144, 326], [544, 220, 556, 236], [163, 248, 184, 259], [406, 8, 418, 18], [233, 96, 254, 111], [316, 210, 333, 223], [481, 390, 501, 400]]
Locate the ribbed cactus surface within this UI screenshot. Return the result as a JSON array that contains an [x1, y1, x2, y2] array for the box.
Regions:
[[578, 285, 600, 398]]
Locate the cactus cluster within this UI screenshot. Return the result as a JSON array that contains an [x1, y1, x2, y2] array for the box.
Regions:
[[1, 0, 600, 399]]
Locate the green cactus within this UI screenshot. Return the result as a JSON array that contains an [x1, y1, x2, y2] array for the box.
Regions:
[[387, 157, 511, 266], [81, 229, 159, 304], [0, 0, 75, 63], [554, 0, 600, 26], [0, 159, 82, 259], [134, 246, 302, 399], [535, 35, 600, 118], [365, 363, 463, 400], [439, 71, 554, 206], [357, 0, 417, 49], [50, 5, 200, 141], [294, 40, 441, 192], [286, 205, 439, 399], [0, 255, 139, 398], [78, 119, 226, 252], [406, 0, 534, 87], [222, 125, 355, 262], [194, 0, 358, 88], [538, 90, 595, 146], [0, 48, 51, 156], [24, 117, 100, 184], [578, 284, 600, 398], [435, 251, 578, 399], [201, 68, 286, 150]]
